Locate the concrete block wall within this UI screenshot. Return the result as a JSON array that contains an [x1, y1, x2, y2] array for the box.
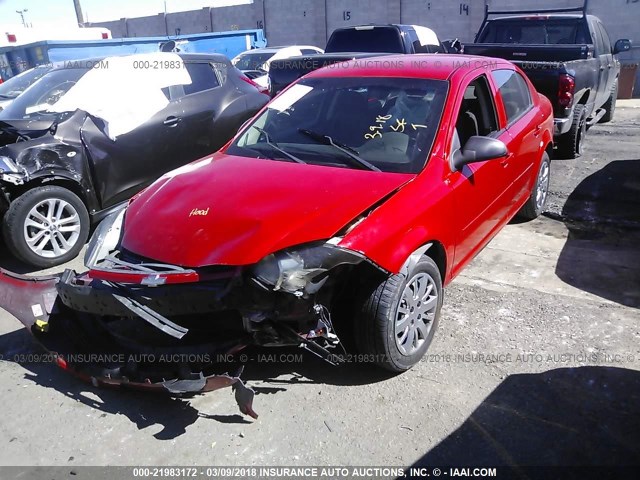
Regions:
[[94, 18, 128, 38], [124, 13, 166, 37], [211, 1, 265, 33], [87, 0, 640, 96], [166, 8, 212, 36], [263, 0, 325, 47], [399, 0, 484, 42]]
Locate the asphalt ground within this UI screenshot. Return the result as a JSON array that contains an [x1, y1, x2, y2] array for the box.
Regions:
[[0, 100, 638, 472]]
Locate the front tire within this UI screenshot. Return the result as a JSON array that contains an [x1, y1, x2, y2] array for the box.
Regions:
[[355, 256, 443, 372], [556, 104, 586, 159], [2, 186, 89, 268], [518, 152, 551, 221]]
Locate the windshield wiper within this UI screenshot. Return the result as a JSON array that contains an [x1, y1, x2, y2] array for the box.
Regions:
[[298, 128, 380, 172], [252, 126, 306, 164]]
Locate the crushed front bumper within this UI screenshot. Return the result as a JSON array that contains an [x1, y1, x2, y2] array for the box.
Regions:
[[0, 268, 258, 418]]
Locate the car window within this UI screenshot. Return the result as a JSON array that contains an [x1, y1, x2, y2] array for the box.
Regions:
[[183, 63, 220, 96], [232, 52, 274, 71], [0, 66, 51, 100], [0, 67, 87, 119], [228, 76, 448, 174], [325, 27, 405, 53], [453, 75, 499, 149], [491, 69, 532, 125], [406, 28, 438, 54], [480, 19, 589, 44]]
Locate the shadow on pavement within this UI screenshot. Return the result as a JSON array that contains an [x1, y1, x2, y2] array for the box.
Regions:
[[413, 366, 640, 468], [0, 326, 393, 440], [554, 159, 640, 308]]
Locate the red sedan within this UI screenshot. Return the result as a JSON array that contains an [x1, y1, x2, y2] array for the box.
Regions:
[[0, 55, 552, 414]]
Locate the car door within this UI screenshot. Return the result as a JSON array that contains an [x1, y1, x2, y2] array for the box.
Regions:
[[448, 73, 514, 275], [82, 89, 186, 209], [490, 68, 541, 214], [170, 60, 233, 161]]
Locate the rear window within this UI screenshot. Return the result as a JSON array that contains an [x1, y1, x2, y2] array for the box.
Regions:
[[232, 52, 274, 71], [325, 27, 404, 53], [479, 19, 590, 45], [183, 63, 220, 95]]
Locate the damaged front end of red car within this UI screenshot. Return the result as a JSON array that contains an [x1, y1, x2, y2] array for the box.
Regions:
[[0, 229, 377, 419]]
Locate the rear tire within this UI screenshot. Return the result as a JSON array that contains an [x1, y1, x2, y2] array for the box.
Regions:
[[354, 256, 443, 372], [556, 104, 586, 159], [2, 186, 89, 268], [518, 152, 551, 221], [599, 80, 618, 123]]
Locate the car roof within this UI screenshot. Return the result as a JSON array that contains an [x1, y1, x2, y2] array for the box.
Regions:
[[240, 48, 280, 54], [306, 54, 514, 81], [489, 14, 586, 21], [241, 46, 321, 54]]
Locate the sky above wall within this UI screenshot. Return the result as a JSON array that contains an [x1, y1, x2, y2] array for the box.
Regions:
[[0, 0, 252, 27]]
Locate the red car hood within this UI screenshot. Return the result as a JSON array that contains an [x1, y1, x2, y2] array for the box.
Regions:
[[121, 153, 413, 267]]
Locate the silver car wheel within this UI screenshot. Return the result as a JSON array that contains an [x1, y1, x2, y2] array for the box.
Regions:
[[536, 159, 550, 210], [23, 198, 81, 258], [395, 272, 438, 356]]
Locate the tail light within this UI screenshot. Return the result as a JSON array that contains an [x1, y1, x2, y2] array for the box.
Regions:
[[239, 73, 269, 95], [6, 34, 17, 43], [101, 32, 109, 39], [558, 74, 575, 108]]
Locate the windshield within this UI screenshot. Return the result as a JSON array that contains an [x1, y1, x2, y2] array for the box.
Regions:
[[479, 19, 590, 44], [232, 52, 275, 71], [228, 77, 448, 174], [0, 67, 87, 120], [325, 27, 404, 53], [0, 65, 52, 100]]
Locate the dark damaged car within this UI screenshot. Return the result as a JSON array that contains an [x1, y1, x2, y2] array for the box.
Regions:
[[0, 52, 268, 267]]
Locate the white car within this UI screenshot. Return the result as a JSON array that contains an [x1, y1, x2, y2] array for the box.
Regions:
[[232, 45, 324, 89]]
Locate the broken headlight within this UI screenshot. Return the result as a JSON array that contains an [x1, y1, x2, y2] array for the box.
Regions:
[[84, 205, 127, 268], [252, 242, 365, 295]]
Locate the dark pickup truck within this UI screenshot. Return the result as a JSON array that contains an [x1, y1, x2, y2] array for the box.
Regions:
[[464, 5, 631, 159], [268, 24, 444, 97]]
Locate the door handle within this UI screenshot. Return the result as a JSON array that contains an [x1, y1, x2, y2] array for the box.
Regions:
[[599, 66, 605, 71], [164, 116, 181, 127]]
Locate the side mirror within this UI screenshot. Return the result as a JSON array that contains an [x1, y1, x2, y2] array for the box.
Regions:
[[452, 136, 508, 171], [613, 39, 632, 55]]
